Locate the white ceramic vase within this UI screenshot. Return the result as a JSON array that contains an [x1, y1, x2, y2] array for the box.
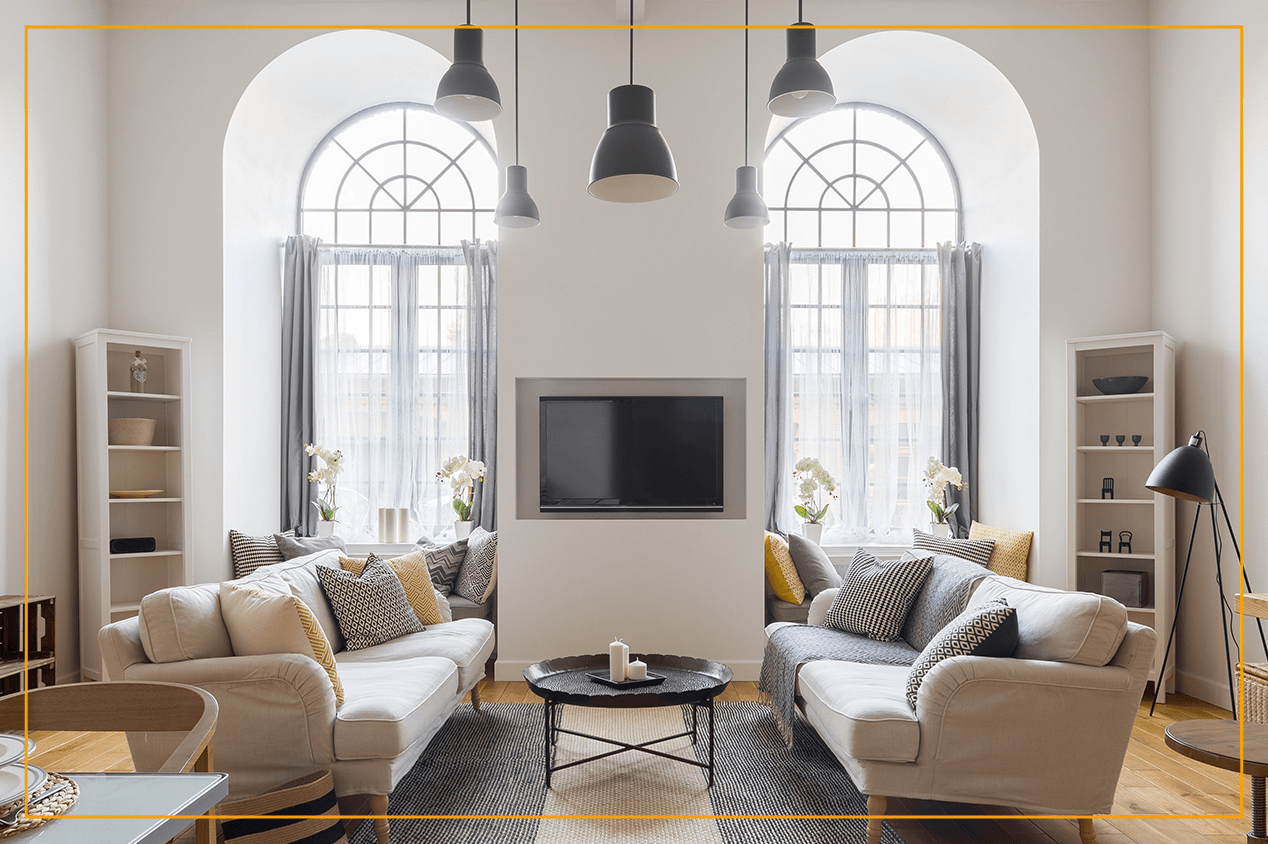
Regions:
[[316, 520, 335, 538], [929, 522, 951, 538], [802, 522, 823, 545], [454, 520, 473, 540]]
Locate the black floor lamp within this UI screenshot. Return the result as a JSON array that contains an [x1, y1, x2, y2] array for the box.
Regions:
[[1147, 431, 1267, 717]]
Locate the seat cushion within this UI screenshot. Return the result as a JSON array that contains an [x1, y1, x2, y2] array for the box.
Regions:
[[335, 618, 495, 691], [969, 576, 1127, 666], [446, 593, 492, 621], [769, 595, 811, 624], [334, 657, 459, 760], [798, 661, 919, 763]]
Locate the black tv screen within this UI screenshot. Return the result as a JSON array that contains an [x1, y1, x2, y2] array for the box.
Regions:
[[539, 396, 723, 512]]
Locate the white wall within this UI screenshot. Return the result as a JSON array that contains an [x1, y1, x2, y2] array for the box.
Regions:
[[1150, 0, 1264, 706], [9, 1, 109, 681]]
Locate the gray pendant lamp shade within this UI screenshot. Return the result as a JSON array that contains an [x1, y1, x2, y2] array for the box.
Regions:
[[589, 84, 679, 202], [495, 165, 540, 227], [724, 166, 769, 228], [435, 27, 502, 122], [768, 24, 835, 117], [1145, 433, 1216, 503]]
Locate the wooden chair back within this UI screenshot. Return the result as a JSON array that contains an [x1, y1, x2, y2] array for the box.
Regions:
[[0, 681, 217, 773]]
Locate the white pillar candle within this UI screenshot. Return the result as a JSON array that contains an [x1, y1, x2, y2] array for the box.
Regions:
[[627, 658, 647, 681], [377, 508, 394, 543], [395, 508, 410, 543], [609, 639, 628, 681]]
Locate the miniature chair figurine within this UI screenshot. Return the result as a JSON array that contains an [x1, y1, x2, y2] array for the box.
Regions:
[[1099, 531, 1113, 553], [1119, 531, 1133, 554], [1102, 478, 1114, 500]]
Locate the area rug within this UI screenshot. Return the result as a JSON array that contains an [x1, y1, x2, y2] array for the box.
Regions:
[[350, 701, 904, 844]]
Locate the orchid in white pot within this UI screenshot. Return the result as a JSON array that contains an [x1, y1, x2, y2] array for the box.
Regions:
[[437, 455, 487, 539], [923, 457, 963, 537], [305, 444, 344, 536], [793, 457, 838, 545]]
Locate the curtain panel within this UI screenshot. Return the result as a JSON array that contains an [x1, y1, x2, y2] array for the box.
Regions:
[[938, 242, 982, 537], [462, 241, 498, 532], [281, 234, 321, 535]]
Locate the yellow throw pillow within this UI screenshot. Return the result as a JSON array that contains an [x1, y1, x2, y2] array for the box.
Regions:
[[969, 521, 1034, 581], [219, 583, 345, 705], [341, 551, 444, 626], [765, 532, 806, 605]]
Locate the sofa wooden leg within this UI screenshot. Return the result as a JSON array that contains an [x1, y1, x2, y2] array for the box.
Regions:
[[370, 794, 389, 844], [471, 682, 482, 712], [1079, 817, 1097, 844], [865, 794, 887, 844]]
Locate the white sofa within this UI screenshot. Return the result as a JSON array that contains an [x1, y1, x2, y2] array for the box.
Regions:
[[767, 571, 1156, 844], [99, 549, 495, 844]]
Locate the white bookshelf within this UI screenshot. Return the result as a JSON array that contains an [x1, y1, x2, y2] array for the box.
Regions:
[[74, 329, 193, 680]]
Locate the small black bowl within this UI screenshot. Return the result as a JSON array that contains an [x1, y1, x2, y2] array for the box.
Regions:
[[1092, 376, 1149, 395]]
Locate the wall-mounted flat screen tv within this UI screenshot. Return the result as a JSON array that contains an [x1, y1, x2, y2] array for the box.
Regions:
[[539, 396, 723, 512]]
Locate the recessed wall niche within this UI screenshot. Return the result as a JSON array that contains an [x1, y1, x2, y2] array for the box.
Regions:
[[515, 378, 746, 520]]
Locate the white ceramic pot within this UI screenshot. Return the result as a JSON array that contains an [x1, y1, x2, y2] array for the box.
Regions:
[[802, 522, 823, 545], [316, 520, 335, 538], [455, 520, 473, 540], [930, 522, 951, 538]]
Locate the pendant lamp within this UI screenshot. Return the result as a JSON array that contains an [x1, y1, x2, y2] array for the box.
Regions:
[[435, 0, 502, 122], [724, 0, 770, 228], [768, 0, 834, 118], [588, 0, 678, 202], [494, 0, 540, 227]]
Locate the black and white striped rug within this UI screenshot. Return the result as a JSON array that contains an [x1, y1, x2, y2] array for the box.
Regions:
[[351, 701, 903, 844]]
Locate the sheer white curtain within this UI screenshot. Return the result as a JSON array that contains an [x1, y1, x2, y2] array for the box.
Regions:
[[774, 247, 942, 544], [315, 245, 476, 542]]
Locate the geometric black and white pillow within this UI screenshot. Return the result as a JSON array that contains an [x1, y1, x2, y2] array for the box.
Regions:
[[421, 538, 468, 596], [230, 528, 294, 578], [911, 528, 995, 567], [316, 559, 423, 651], [823, 549, 934, 642], [905, 597, 1018, 711], [453, 527, 497, 605]]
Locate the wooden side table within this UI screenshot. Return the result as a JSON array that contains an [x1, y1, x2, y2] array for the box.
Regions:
[[1164, 719, 1268, 843]]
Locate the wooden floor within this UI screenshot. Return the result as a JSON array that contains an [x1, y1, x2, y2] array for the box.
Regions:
[[28, 681, 1255, 844]]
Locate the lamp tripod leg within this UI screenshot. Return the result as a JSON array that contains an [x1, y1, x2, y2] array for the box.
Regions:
[[1211, 503, 1238, 719], [1151, 504, 1203, 716]]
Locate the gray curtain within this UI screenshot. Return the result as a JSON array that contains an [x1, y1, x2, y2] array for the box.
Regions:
[[463, 241, 498, 532], [938, 242, 982, 538], [764, 243, 793, 534], [281, 234, 321, 536]]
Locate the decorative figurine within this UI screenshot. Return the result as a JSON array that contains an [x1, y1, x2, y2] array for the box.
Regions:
[[1102, 478, 1114, 500], [1099, 531, 1113, 553], [1119, 531, 1133, 554], [129, 350, 147, 394], [1100, 435, 1110, 446], [1115, 435, 1126, 447], [1132, 435, 1142, 447]]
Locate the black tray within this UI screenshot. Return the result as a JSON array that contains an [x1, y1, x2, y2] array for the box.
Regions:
[[586, 670, 667, 689]]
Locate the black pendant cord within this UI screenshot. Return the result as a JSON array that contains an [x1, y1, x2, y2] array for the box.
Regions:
[[743, 0, 749, 166], [514, 0, 519, 165], [629, 0, 634, 85], [797, 0, 804, 26], [466, 0, 471, 25]]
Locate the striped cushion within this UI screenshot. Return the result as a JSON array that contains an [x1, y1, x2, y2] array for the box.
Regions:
[[911, 528, 995, 566], [230, 529, 294, 578], [317, 559, 423, 651], [825, 550, 934, 642], [905, 597, 1018, 710], [219, 769, 348, 844]]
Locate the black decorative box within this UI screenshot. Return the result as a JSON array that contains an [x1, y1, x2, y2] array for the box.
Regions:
[[1101, 570, 1148, 608], [586, 670, 666, 689]]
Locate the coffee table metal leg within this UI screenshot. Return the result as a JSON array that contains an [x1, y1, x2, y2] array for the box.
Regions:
[[1253, 775, 1267, 842], [543, 700, 553, 789], [691, 703, 699, 746], [708, 696, 716, 788]]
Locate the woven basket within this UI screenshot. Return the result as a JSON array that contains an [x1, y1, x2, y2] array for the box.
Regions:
[[108, 417, 156, 446], [1240, 662, 1268, 724]]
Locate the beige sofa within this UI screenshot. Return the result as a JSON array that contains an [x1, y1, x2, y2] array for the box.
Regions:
[[768, 574, 1156, 844], [99, 549, 495, 844]]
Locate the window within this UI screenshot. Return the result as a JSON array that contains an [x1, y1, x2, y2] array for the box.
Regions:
[[765, 104, 961, 543], [300, 103, 497, 542]]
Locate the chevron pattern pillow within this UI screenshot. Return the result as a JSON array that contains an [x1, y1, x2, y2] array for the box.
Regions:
[[421, 539, 468, 596], [905, 597, 1018, 710], [453, 528, 497, 604], [824, 550, 934, 641], [911, 528, 995, 567], [317, 559, 423, 651]]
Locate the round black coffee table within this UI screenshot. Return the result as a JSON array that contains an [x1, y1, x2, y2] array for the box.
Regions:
[[523, 653, 732, 788]]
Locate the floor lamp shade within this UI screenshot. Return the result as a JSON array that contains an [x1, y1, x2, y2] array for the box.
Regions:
[[589, 85, 679, 203], [768, 25, 835, 118], [724, 165, 769, 228], [435, 28, 503, 122], [1145, 435, 1216, 503], [495, 165, 540, 227]]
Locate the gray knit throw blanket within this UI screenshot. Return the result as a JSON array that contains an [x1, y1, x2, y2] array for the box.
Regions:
[[758, 625, 919, 747]]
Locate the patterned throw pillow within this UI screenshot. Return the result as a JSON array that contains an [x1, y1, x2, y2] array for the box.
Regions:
[[764, 532, 806, 605], [968, 521, 1034, 581], [453, 528, 498, 604], [824, 550, 934, 641], [911, 528, 995, 567], [421, 539, 468, 596], [229, 529, 294, 578], [317, 560, 423, 651], [905, 598, 1018, 710], [340, 551, 444, 626]]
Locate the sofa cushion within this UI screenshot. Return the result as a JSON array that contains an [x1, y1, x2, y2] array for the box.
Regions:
[[137, 582, 233, 664], [825, 550, 933, 642], [341, 552, 445, 626], [969, 577, 1128, 666], [911, 528, 995, 566], [238, 550, 346, 652], [787, 533, 843, 598], [905, 598, 1018, 710], [765, 533, 806, 605], [446, 593, 492, 621], [900, 553, 993, 651], [769, 595, 811, 624], [334, 656, 459, 761], [274, 533, 346, 560], [317, 561, 423, 650], [798, 661, 920, 763], [969, 521, 1034, 581], [229, 528, 291, 578], [453, 528, 497, 605], [335, 618, 495, 692], [419, 538, 468, 596]]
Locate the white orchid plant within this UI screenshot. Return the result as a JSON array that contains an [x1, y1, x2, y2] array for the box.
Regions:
[[437, 455, 487, 523], [923, 457, 963, 525], [793, 457, 838, 525], [305, 444, 344, 522]]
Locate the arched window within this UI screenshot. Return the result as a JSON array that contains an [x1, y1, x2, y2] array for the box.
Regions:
[[763, 104, 963, 544], [297, 103, 497, 542]]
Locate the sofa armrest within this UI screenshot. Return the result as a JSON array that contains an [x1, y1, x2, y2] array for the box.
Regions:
[[99, 617, 148, 681]]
